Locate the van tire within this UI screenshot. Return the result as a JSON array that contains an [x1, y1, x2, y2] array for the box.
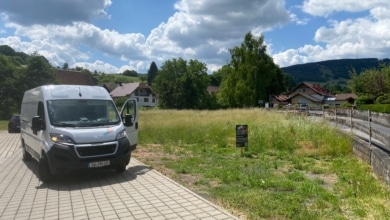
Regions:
[[38, 153, 52, 182], [116, 164, 127, 173], [22, 141, 32, 161]]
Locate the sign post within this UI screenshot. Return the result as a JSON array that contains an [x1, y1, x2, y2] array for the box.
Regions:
[[236, 125, 248, 156]]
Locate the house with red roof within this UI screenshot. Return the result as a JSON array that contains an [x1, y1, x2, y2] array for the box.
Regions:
[[287, 82, 334, 107], [110, 82, 157, 108], [271, 94, 289, 106], [328, 93, 358, 107], [273, 82, 358, 108]]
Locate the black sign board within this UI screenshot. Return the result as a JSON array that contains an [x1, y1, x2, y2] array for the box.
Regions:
[[236, 125, 248, 147]]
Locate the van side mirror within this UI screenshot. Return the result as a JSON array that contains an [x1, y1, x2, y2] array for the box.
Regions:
[[31, 116, 44, 131], [123, 114, 133, 127]]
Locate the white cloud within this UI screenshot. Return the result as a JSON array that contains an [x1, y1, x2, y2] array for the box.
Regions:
[[73, 60, 119, 73], [2, 0, 390, 75], [314, 10, 390, 56], [0, 0, 292, 73], [9, 22, 147, 59], [0, 0, 112, 26], [273, 48, 312, 67], [2, 22, 150, 72], [370, 6, 390, 20], [290, 13, 309, 26], [0, 35, 90, 67], [144, 0, 290, 71], [302, 0, 389, 16], [273, 2, 390, 68]]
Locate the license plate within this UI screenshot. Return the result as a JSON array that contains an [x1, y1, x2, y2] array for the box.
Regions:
[[88, 160, 110, 168]]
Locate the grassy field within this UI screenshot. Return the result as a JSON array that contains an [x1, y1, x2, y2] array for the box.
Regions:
[[0, 121, 7, 130], [1, 109, 389, 219], [134, 109, 390, 219]]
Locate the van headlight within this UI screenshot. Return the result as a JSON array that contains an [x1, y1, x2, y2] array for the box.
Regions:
[[116, 130, 127, 140], [50, 133, 74, 144]]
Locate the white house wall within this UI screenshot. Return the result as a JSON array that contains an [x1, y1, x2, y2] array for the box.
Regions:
[[128, 94, 157, 107], [292, 96, 312, 105]]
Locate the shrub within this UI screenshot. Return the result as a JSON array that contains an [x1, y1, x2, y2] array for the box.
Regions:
[[356, 95, 374, 105], [357, 104, 390, 113], [376, 93, 390, 104]]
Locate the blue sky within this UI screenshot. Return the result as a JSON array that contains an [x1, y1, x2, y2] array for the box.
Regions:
[[0, 0, 389, 74]]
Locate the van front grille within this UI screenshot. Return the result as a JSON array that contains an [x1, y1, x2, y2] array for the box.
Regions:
[[75, 142, 118, 158]]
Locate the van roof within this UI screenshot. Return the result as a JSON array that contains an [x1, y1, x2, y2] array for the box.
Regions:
[[25, 85, 111, 100]]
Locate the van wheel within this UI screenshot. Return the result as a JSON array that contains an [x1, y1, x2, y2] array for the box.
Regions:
[[38, 153, 52, 182], [116, 164, 126, 173], [22, 142, 32, 161]]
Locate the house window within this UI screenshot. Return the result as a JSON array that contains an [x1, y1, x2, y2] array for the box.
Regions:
[[144, 98, 149, 102], [152, 99, 155, 103]]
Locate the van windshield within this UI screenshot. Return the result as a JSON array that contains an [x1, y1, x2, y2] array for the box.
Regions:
[[47, 99, 121, 127]]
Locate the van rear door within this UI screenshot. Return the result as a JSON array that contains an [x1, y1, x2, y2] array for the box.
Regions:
[[120, 98, 138, 145]]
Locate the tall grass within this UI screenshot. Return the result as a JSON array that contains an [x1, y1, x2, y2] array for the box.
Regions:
[[136, 109, 390, 219], [0, 121, 7, 130]]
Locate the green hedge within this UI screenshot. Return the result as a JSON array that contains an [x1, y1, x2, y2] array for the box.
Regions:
[[357, 104, 390, 113]]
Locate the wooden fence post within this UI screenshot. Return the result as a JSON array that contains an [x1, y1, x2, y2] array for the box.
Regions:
[[350, 107, 354, 133], [368, 110, 372, 146]]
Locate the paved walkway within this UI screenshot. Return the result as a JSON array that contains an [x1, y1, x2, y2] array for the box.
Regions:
[[0, 131, 239, 220]]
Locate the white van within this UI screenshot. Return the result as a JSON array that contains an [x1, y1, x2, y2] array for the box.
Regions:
[[20, 85, 138, 182]]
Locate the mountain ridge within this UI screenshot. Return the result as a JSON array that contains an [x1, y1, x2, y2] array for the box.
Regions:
[[281, 58, 390, 83]]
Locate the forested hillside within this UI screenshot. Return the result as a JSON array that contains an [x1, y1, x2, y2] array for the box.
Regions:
[[0, 45, 143, 119], [0, 45, 57, 119], [282, 58, 390, 83]]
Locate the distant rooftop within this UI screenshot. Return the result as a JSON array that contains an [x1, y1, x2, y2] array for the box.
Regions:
[[55, 69, 97, 85]]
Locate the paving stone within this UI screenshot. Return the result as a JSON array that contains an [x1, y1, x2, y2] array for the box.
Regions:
[[0, 131, 239, 219]]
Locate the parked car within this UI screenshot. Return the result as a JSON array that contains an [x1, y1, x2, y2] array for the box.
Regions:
[[8, 114, 21, 133]]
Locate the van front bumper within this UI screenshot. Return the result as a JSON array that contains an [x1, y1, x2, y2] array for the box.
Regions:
[[46, 137, 136, 175]]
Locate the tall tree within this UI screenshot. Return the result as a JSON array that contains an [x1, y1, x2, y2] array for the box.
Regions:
[[147, 61, 158, 86], [0, 55, 20, 117], [123, 69, 138, 77], [62, 62, 69, 69], [21, 52, 57, 91], [210, 65, 231, 86], [0, 48, 57, 119], [282, 72, 297, 93], [218, 32, 284, 107], [153, 58, 210, 109], [349, 65, 390, 103], [0, 45, 16, 56]]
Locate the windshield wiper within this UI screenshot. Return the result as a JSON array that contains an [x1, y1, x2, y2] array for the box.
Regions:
[[95, 121, 120, 126], [79, 122, 115, 127], [53, 122, 76, 127]]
